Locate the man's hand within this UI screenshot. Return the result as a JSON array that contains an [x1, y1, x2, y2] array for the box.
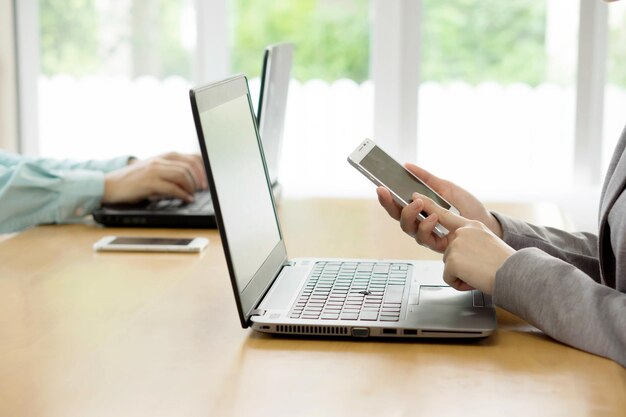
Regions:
[[102, 153, 207, 204]]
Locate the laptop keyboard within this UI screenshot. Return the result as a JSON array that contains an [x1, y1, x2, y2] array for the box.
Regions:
[[146, 191, 213, 213], [289, 261, 410, 322]]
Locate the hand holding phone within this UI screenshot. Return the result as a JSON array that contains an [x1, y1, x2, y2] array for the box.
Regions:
[[93, 236, 209, 253], [348, 138, 459, 237]]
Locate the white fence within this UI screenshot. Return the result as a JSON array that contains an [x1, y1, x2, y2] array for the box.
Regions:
[[39, 76, 626, 204]]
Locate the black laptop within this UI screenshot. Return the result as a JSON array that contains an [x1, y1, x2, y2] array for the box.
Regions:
[[93, 42, 293, 228]]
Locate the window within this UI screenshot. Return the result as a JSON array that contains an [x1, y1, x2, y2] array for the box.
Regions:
[[604, 0, 626, 173], [231, 0, 372, 197], [16, 0, 623, 213], [417, 0, 579, 196], [38, 0, 199, 160]]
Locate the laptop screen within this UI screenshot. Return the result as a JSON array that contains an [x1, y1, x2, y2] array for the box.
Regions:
[[257, 43, 293, 186], [192, 76, 287, 325]]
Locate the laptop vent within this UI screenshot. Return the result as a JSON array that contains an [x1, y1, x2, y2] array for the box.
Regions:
[[276, 325, 349, 335]]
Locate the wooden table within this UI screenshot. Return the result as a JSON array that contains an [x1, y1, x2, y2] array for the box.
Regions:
[[0, 199, 623, 417]]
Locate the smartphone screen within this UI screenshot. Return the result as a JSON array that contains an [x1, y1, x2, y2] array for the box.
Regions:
[[359, 146, 451, 209], [109, 237, 194, 246]]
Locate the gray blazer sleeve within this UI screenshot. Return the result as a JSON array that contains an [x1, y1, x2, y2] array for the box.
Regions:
[[494, 248, 626, 367], [492, 212, 601, 281]]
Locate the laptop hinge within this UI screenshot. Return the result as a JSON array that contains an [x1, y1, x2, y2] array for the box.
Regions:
[[250, 308, 266, 317]]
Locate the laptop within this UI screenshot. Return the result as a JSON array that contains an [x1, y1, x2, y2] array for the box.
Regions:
[[190, 74, 496, 338], [92, 42, 293, 228]]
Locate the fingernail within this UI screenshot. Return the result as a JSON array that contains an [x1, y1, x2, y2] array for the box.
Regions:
[[412, 192, 419, 200]]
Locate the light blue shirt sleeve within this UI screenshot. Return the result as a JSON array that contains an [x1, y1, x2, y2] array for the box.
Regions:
[[0, 152, 132, 233], [0, 151, 131, 173]]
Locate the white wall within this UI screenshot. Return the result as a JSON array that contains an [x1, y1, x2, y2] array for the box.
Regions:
[[0, 0, 18, 152]]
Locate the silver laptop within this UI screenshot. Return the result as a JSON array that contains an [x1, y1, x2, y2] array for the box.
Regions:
[[92, 43, 292, 228], [189, 74, 496, 338], [257, 42, 292, 188]]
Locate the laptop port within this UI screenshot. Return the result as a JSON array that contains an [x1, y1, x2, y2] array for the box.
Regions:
[[351, 327, 369, 337], [403, 329, 418, 335], [382, 328, 397, 335]]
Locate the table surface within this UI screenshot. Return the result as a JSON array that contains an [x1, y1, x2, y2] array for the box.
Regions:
[[0, 199, 624, 417]]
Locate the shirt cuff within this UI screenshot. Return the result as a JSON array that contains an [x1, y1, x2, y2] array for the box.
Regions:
[[56, 170, 105, 222]]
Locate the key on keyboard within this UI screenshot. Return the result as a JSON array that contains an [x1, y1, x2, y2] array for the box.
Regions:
[[289, 261, 409, 322]]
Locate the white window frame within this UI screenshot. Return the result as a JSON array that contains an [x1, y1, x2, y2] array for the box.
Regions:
[[13, 0, 613, 187], [575, 0, 609, 185], [14, 0, 39, 155], [371, 0, 421, 160], [0, 0, 19, 152]]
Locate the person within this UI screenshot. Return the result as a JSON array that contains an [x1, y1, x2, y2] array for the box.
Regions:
[[0, 150, 207, 233], [376, 121, 626, 367]]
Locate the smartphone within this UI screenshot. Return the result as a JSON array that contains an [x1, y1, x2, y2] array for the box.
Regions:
[[93, 236, 209, 253], [348, 138, 459, 237]]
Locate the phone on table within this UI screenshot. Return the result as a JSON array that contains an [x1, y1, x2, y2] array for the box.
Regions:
[[348, 138, 459, 238], [93, 236, 209, 253]]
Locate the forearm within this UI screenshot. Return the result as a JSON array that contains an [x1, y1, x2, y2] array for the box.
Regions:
[[494, 248, 626, 367], [28, 155, 132, 173], [0, 162, 104, 233], [492, 212, 600, 280]]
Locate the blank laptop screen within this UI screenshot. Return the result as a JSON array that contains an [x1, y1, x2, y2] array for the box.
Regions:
[[198, 90, 281, 292]]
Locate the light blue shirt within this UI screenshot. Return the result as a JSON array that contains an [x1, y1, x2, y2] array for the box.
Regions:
[[0, 151, 130, 233]]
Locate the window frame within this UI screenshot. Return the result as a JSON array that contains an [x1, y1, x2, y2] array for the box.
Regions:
[[13, 0, 613, 186]]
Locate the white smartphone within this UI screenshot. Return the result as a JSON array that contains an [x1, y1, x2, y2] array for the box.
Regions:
[[93, 236, 209, 253], [348, 138, 459, 238]]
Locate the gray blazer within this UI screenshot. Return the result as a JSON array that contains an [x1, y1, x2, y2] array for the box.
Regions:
[[493, 126, 626, 367]]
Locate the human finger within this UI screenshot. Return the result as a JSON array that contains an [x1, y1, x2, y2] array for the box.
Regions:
[[152, 179, 194, 202], [415, 212, 448, 252], [442, 260, 474, 291], [404, 163, 450, 196], [412, 192, 467, 233], [160, 153, 207, 190], [157, 161, 197, 196], [376, 187, 403, 220], [399, 196, 425, 238]]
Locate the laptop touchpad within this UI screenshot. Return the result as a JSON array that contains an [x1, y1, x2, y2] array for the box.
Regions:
[[418, 285, 473, 307], [258, 266, 309, 311]]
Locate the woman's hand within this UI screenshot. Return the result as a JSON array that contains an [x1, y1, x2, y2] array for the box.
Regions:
[[403, 192, 515, 294], [376, 163, 502, 253]]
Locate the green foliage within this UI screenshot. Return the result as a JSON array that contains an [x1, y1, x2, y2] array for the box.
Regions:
[[231, 0, 370, 82], [40, 0, 99, 76], [40, 0, 556, 87], [131, 0, 192, 78], [608, 11, 626, 88], [422, 0, 547, 85], [233, 0, 547, 85], [158, 0, 191, 78]]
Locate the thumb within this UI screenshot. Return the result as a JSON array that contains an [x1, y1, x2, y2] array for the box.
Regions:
[[412, 192, 467, 232]]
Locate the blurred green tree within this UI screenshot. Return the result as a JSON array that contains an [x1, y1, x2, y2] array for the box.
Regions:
[[231, 0, 370, 82], [40, 0, 99, 76], [233, 0, 547, 86], [422, 0, 547, 85], [608, 11, 626, 88]]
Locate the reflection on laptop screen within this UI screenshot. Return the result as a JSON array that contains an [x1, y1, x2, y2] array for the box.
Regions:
[[199, 93, 280, 291]]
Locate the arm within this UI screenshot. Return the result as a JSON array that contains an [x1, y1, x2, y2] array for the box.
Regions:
[[492, 212, 601, 282], [0, 161, 104, 233], [495, 248, 626, 367], [0, 150, 131, 173], [0, 152, 208, 232], [398, 195, 625, 366]]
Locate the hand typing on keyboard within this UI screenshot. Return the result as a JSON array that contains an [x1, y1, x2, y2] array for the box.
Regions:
[[103, 152, 208, 204]]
